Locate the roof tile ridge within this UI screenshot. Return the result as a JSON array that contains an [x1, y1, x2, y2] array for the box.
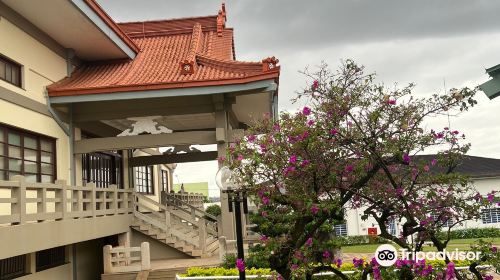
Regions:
[[180, 23, 203, 75], [117, 15, 218, 26], [196, 54, 265, 74]]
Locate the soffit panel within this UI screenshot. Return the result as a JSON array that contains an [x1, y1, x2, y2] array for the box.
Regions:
[[4, 0, 127, 60]]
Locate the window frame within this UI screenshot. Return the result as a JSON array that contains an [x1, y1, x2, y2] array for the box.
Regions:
[[35, 246, 66, 272], [0, 124, 56, 183], [0, 254, 27, 279], [82, 151, 123, 188], [0, 54, 22, 88], [161, 169, 169, 192], [334, 224, 348, 237], [134, 166, 154, 195], [481, 208, 500, 224]]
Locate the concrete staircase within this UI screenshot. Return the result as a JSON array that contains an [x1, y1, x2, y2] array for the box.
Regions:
[[132, 193, 219, 258]]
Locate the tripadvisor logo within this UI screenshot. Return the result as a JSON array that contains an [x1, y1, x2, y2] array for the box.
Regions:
[[375, 244, 482, 267], [375, 244, 398, 267]]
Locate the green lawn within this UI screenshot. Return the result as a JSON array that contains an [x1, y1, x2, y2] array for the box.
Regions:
[[342, 238, 500, 254]]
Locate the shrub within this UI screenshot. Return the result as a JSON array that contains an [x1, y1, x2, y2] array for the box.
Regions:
[[436, 228, 500, 240], [183, 267, 272, 277], [221, 253, 236, 269], [205, 204, 221, 217], [335, 235, 388, 246]]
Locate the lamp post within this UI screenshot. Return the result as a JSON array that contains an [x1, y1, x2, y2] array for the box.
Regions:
[[216, 166, 248, 280]]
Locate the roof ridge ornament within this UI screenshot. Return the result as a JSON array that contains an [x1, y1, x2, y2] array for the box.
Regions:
[[217, 3, 226, 36], [180, 23, 203, 75], [117, 116, 172, 136], [262, 56, 279, 72]]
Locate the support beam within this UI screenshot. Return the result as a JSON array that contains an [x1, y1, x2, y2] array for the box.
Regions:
[[129, 151, 218, 167], [72, 98, 215, 122], [74, 131, 216, 154]]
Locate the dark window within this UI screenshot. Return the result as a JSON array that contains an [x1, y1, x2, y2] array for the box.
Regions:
[[82, 152, 122, 188], [0, 55, 21, 88], [334, 224, 347, 236], [431, 213, 454, 228], [161, 169, 169, 192], [0, 255, 26, 279], [0, 124, 56, 183], [482, 208, 500, 224], [135, 166, 154, 194], [36, 246, 65, 272]]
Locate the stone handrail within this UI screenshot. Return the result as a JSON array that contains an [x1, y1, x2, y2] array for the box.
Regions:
[[0, 175, 133, 225], [134, 192, 218, 255], [162, 191, 204, 209], [103, 242, 150, 273], [162, 191, 217, 222]]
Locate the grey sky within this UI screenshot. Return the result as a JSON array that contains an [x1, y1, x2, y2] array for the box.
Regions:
[[97, 0, 500, 195]]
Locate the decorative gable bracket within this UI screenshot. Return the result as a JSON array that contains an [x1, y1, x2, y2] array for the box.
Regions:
[[262, 56, 279, 72], [180, 60, 195, 75], [217, 3, 227, 36]]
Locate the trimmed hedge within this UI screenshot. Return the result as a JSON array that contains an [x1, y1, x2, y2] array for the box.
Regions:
[[335, 235, 387, 246], [436, 228, 500, 240]]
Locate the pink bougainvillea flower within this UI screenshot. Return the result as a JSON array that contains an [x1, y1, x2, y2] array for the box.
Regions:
[[290, 264, 299, 271], [431, 158, 438, 166], [445, 262, 455, 280], [484, 275, 494, 280], [387, 99, 396, 105], [237, 154, 244, 161], [301, 159, 310, 167], [403, 153, 411, 164], [345, 165, 354, 173], [311, 205, 320, 215], [289, 155, 298, 164], [236, 258, 245, 272], [262, 196, 270, 205], [305, 237, 313, 247], [312, 80, 319, 90], [307, 119, 315, 126], [302, 106, 311, 116], [322, 250, 331, 259], [452, 130, 459, 135], [217, 156, 226, 164], [260, 235, 269, 242], [424, 165, 430, 172], [330, 128, 338, 136], [487, 193, 495, 203], [247, 134, 256, 143]]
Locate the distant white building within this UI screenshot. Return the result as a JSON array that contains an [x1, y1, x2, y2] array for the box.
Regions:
[[340, 155, 500, 237]]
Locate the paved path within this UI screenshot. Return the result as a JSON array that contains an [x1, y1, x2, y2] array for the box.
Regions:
[[150, 256, 221, 270]]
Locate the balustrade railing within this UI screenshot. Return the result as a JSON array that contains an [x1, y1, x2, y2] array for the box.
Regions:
[[103, 242, 150, 273], [162, 191, 205, 209], [0, 175, 133, 226]]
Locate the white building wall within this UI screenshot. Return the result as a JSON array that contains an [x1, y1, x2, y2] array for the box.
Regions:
[[343, 177, 500, 236]]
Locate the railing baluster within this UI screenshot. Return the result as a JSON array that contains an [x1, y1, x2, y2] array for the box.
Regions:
[[110, 185, 118, 215], [88, 183, 96, 217], [36, 186, 47, 222], [55, 180, 67, 220], [11, 175, 26, 225], [198, 219, 207, 254]]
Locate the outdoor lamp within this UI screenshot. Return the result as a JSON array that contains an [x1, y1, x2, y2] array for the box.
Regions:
[[215, 166, 237, 191], [215, 166, 246, 280]]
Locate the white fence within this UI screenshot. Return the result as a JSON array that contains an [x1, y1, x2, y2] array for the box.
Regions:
[[0, 176, 133, 225], [103, 242, 150, 273]]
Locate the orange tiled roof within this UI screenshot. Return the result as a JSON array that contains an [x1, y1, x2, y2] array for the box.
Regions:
[[47, 4, 280, 97]]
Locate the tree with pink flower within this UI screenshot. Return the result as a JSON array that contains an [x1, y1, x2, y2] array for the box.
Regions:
[[223, 60, 495, 279]]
